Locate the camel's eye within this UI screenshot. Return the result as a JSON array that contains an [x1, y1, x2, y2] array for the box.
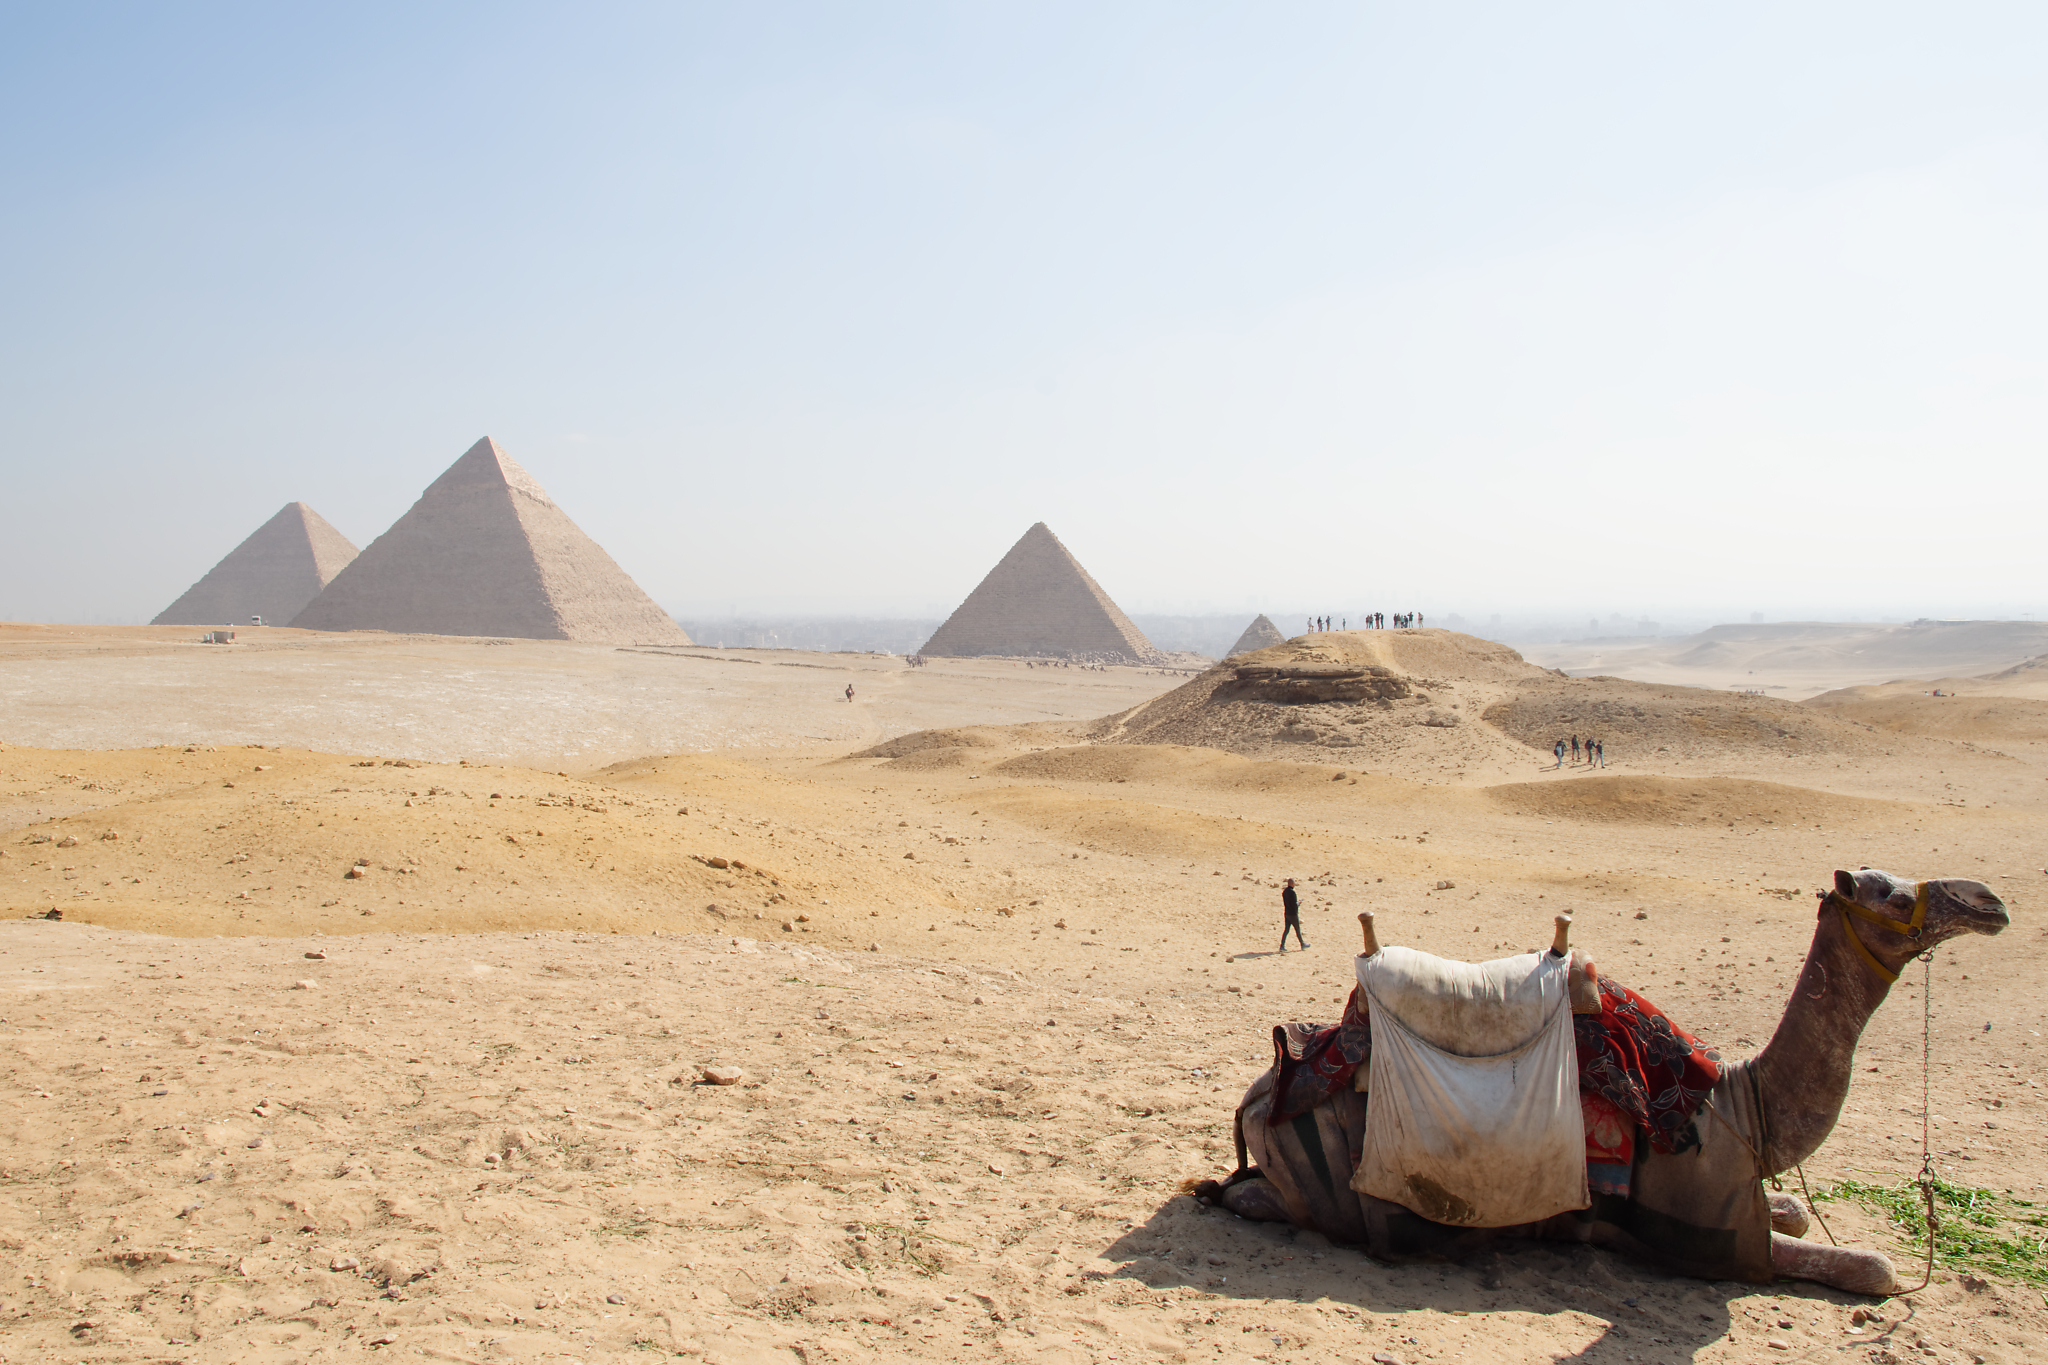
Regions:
[[1886, 890, 1915, 910]]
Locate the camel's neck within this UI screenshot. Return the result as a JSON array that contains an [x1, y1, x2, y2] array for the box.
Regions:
[[1748, 905, 1896, 1173]]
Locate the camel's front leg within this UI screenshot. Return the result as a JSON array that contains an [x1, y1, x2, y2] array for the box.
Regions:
[[1770, 1232, 1899, 1295]]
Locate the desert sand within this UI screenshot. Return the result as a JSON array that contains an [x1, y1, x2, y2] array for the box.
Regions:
[[2, 625, 2043, 1364], [1526, 620, 2048, 700]]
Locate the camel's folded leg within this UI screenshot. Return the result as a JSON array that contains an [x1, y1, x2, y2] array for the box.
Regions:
[[1771, 1232, 1899, 1295], [1218, 1177, 1294, 1224], [1767, 1192, 1811, 1237]]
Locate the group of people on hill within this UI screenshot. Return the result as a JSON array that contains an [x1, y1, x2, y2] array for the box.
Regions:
[[1307, 612, 1420, 631], [1552, 733, 1605, 768], [904, 653, 928, 668]]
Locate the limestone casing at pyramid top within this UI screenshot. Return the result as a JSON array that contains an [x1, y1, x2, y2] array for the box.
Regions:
[[918, 521, 1162, 663], [425, 436, 556, 507]]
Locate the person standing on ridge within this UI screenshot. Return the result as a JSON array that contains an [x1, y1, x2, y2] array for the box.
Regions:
[[1279, 878, 1307, 951], [1553, 738, 1567, 768], [1570, 734, 1581, 763], [845, 684, 855, 703]]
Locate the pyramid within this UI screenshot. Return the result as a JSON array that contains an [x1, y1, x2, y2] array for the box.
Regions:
[[919, 522, 1161, 663], [289, 438, 690, 645], [1226, 614, 1287, 656], [153, 502, 360, 627]]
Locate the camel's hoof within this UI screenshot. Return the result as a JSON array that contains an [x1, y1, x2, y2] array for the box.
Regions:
[[1771, 1231, 1899, 1296], [1768, 1192, 1811, 1237], [1219, 1176, 1293, 1224]]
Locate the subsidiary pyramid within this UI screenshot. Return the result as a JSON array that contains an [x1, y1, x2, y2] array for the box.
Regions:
[[153, 502, 360, 627], [1226, 614, 1287, 656], [290, 438, 690, 645], [919, 522, 1160, 663]]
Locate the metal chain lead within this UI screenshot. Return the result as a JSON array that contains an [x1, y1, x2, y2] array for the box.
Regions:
[[1897, 946, 1938, 1296]]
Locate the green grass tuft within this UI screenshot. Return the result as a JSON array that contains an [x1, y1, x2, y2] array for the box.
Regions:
[[1815, 1175, 2048, 1288]]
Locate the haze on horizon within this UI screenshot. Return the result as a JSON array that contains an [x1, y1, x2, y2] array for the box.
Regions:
[[3, 3, 2045, 629]]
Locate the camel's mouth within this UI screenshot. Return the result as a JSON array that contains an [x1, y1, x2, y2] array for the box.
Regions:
[[1939, 880, 2010, 936]]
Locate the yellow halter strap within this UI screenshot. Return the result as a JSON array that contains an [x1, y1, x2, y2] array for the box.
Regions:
[[1825, 881, 1930, 985]]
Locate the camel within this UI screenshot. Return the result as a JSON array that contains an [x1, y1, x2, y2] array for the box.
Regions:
[[1202, 868, 2009, 1294]]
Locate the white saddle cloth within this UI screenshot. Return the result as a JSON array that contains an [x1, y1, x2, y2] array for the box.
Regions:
[[1351, 946, 1589, 1228]]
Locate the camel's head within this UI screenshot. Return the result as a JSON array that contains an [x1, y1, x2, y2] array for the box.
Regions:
[[1833, 867, 2009, 957]]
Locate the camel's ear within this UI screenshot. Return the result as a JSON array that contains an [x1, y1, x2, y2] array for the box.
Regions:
[[1834, 869, 1858, 898]]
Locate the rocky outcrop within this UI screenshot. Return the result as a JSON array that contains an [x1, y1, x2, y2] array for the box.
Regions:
[[1218, 664, 1410, 705]]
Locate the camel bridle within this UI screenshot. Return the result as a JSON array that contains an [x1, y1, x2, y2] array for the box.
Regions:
[[1816, 879, 1943, 1295], [1824, 881, 1929, 985]]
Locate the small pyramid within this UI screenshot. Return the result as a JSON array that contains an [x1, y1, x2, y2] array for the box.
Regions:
[[290, 438, 690, 645], [1226, 614, 1287, 656], [153, 502, 360, 626], [920, 523, 1160, 663]]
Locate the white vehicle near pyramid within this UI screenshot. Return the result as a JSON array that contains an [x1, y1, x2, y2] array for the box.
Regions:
[[289, 437, 689, 646], [919, 522, 1162, 664], [152, 501, 360, 628]]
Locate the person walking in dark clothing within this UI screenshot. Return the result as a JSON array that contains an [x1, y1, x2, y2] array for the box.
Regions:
[[1570, 734, 1581, 763], [1279, 878, 1307, 951]]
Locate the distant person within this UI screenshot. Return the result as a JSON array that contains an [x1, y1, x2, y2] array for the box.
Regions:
[[1279, 878, 1307, 952], [845, 684, 855, 703], [1570, 734, 1581, 763], [1593, 739, 1605, 767], [1553, 739, 1566, 768]]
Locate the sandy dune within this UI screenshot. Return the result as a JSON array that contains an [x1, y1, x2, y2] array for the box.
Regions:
[[2, 625, 2044, 1363], [1526, 620, 2048, 700]]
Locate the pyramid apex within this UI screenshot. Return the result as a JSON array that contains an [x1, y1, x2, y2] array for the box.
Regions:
[[428, 436, 552, 505]]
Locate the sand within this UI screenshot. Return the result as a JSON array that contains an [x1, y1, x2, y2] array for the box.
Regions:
[[1526, 620, 2048, 700], [2, 625, 2044, 1363]]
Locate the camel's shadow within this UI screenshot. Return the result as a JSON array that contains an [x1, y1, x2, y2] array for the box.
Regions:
[[1095, 1193, 1881, 1362]]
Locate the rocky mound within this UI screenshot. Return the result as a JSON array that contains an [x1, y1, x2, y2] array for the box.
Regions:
[[1483, 676, 1902, 764], [1083, 630, 1550, 772], [1483, 774, 1903, 827]]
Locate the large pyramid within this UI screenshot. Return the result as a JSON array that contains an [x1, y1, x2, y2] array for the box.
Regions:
[[290, 438, 690, 645], [153, 502, 360, 627], [919, 522, 1161, 663], [1226, 614, 1287, 656]]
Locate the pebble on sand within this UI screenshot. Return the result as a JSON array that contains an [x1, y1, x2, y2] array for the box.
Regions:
[[700, 1066, 744, 1086], [292, 979, 318, 990]]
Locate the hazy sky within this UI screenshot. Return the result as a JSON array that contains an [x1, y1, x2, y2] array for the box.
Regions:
[[4, 3, 2046, 625]]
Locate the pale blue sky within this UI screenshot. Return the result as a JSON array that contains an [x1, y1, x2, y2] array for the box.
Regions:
[[4, 3, 2046, 625]]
